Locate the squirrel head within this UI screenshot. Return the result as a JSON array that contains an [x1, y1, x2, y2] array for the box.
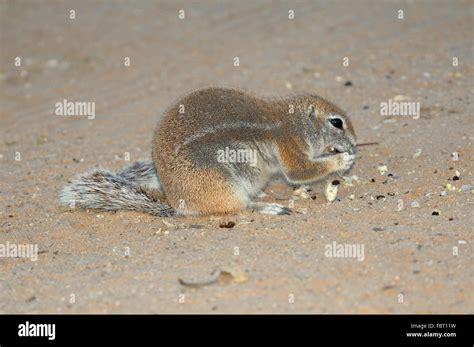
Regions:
[[303, 96, 357, 157]]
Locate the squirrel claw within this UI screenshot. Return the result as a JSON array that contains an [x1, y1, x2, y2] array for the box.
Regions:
[[279, 206, 293, 215]]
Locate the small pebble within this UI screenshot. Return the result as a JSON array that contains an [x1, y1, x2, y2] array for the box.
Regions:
[[219, 221, 236, 228], [446, 183, 455, 191], [411, 201, 420, 208], [293, 185, 311, 199], [342, 175, 359, 187], [377, 165, 388, 175], [393, 95, 410, 101], [412, 149, 422, 158], [431, 211, 440, 216], [162, 220, 175, 227], [344, 80, 353, 87]]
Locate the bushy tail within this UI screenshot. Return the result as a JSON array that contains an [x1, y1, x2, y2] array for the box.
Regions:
[[60, 160, 175, 216]]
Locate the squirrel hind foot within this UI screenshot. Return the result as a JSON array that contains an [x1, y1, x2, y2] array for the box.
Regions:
[[248, 202, 292, 215]]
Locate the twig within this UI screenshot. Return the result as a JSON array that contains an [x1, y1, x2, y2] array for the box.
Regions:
[[178, 270, 221, 288], [357, 142, 379, 147]]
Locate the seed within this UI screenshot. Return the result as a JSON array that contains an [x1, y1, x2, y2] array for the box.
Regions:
[[325, 181, 338, 202]]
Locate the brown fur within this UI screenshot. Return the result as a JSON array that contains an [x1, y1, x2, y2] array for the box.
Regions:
[[152, 87, 357, 215]]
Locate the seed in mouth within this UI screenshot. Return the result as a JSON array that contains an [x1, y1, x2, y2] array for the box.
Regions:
[[328, 146, 341, 154]]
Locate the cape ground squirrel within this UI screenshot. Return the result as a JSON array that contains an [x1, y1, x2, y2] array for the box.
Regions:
[[61, 87, 357, 216]]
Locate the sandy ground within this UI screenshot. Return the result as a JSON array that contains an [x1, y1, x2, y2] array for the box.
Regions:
[[0, 0, 473, 313]]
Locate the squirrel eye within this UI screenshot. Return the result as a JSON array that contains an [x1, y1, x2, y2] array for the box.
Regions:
[[329, 118, 343, 130]]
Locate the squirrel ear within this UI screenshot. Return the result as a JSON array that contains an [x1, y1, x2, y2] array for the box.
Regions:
[[307, 105, 317, 119]]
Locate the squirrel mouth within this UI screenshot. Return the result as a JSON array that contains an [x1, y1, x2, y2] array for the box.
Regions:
[[318, 145, 341, 159], [324, 145, 357, 156]]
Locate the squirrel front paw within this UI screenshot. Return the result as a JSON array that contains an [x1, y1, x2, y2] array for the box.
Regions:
[[330, 152, 355, 173]]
